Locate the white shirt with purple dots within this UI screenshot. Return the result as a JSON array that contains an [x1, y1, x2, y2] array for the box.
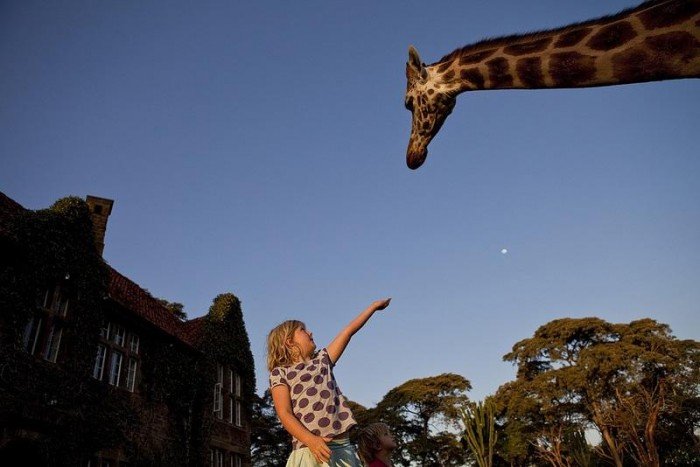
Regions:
[[269, 348, 356, 450]]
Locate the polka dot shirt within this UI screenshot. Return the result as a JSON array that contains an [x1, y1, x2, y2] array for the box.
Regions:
[[269, 348, 356, 449]]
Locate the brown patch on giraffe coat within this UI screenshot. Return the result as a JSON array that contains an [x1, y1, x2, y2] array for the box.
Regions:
[[437, 61, 452, 73], [516, 57, 545, 88], [609, 32, 699, 84], [645, 32, 700, 64], [442, 70, 455, 81], [549, 52, 596, 87], [612, 48, 669, 82], [503, 37, 552, 56], [427, 88, 435, 95], [460, 68, 485, 89], [554, 28, 593, 48], [638, 0, 700, 30], [459, 50, 496, 65], [486, 57, 513, 88], [586, 21, 637, 51]]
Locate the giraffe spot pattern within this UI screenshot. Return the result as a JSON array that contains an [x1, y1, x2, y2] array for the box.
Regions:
[[612, 32, 699, 83], [504, 37, 552, 56], [460, 68, 484, 89], [638, 0, 700, 30], [437, 61, 452, 73], [486, 57, 513, 88], [549, 52, 596, 87], [645, 32, 699, 63], [586, 21, 637, 51], [554, 28, 593, 48], [516, 57, 545, 88], [458, 49, 496, 65]]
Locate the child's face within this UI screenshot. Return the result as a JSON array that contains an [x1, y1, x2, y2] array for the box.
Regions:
[[290, 325, 316, 360], [378, 428, 397, 451]]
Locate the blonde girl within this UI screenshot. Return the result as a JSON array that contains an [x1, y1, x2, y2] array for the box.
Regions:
[[267, 298, 392, 466]]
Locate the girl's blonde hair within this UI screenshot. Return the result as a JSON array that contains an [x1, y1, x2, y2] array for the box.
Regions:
[[357, 422, 390, 464], [266, 320, 305, 371]]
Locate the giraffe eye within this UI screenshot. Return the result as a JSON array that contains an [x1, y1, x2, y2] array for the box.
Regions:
[[404, 97, 414, 111]]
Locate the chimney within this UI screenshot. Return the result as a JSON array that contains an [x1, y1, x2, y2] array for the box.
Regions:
[[85, 195, 114, 256]]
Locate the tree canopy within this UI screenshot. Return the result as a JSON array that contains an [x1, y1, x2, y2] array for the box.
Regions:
[[496, 317, 700, 466]]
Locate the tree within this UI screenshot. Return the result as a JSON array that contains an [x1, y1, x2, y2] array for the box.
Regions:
[[250, 390, 291, 466], [496, 317, 700, 467], [461, 398, 498, 467], [374, 373, 471, 466], [155, 297, 187, 320]]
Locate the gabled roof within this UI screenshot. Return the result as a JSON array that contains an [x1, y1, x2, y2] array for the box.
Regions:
[[107, 265, 197, 345], [180, 317, 206, 347]]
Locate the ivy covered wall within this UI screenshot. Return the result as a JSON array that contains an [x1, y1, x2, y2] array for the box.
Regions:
[[0, 196, 256, 466]]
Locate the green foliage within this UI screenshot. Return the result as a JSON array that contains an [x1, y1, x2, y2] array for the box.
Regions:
[[0, 196, 122, 464], [155, 297, 187, 320], [374, 373, 472, 466], [496, 317, 700, 467], [250, 390, 291, 466], [200, 293, 256, 400], [462, 399, 498, 467]]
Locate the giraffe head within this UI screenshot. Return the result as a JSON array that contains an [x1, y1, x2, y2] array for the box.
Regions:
[[405, 46, 457, 169]]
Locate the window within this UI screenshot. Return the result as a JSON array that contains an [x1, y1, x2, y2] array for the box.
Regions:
[[111, 325, 126, 346], [26, 285, 72, 362], [234, 372, 242, 426], [210, 449, 224, 467], [213, 364, 223, 418], [228, 369, 234, 423], [100, 322, 111, 339], [93, 344, 107, 380], [23, 316, 42, 354], [126, 358, 138, 392], [213, 383, 223, 417], [52, 291, 69, 316], [129, 334, 140, 353], [42, 285, 70, 316], [109, 351, 123, 386], [96, 321, 140, 391], [43, 325, 62, 362]]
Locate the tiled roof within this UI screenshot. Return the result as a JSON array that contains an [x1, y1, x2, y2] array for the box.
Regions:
[[107, 266, 183, 337], [179, 317, 206, 347]]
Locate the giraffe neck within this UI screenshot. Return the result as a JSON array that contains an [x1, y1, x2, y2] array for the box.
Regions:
[[430, 0, 700, 94]]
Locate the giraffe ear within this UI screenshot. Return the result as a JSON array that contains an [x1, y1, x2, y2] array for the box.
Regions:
[[407, 45, 428, 81]]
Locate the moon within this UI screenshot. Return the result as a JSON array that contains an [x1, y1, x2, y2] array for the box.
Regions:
[[501, 248, 508, 255]]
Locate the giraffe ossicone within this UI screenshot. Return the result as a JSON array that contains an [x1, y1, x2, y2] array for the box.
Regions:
[[404, 0, 700, 170]]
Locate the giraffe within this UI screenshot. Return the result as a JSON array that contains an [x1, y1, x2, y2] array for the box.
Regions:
[[404, 0, 700, 169]]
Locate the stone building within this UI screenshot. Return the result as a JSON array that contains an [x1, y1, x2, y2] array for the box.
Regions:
[[0, 192, 253, 467]]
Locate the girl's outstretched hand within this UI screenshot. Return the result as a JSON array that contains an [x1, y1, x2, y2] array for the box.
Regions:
[[371, 298, 391, 311], [307, 435, 332, 463]]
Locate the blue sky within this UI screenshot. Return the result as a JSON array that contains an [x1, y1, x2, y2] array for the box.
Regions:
[[2, 0, 698, 407]]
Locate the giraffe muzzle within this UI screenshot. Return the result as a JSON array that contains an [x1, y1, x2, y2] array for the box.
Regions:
[[406, 146, 428, 170]]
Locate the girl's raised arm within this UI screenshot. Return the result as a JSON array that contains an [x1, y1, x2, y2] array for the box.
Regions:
[[326, 298, 391, 364]]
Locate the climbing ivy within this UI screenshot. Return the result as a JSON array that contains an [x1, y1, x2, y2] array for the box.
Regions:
[[0, 196, 128, 465], [0, 197, 255, 466]]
